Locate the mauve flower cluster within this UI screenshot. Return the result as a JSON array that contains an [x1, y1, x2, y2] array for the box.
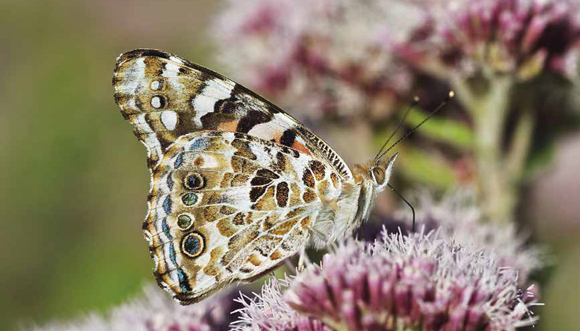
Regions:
[[288, 231, 538, 331], [212, 0, 420, 119], [235, 229, 540, 331], [232, 277, 333, 331], [27, 284, 235, 331], [398, 0, 580, 80], [393, 191, 544, 284]]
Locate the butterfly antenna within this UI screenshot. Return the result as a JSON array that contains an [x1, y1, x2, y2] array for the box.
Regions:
[[377, 91, 455, 161], [388, 183, 416, 232], [374, 96, 420, 163]]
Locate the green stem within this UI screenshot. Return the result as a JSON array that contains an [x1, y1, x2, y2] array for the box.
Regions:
[[456, 75, 516, 224]]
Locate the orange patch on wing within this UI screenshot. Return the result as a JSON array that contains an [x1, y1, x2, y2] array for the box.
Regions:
[[217, 218, 236, 236], [220, 172, 234, 187], [203, 246, 225, 276], [217, 120, 239, 132], [300, 216, 312, 229], [161, 274, 183, 294], [252, 186, 277, 210], [302, 190, 317, 203], [248, 253, 263, 266], [270, 249, 283, 260], [330, 173, 340, 188], [270, 218, 299, 236], [291, 140, 311, 155]]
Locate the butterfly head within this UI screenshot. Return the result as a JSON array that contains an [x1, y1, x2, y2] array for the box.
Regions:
[[354, 152, 398, 193], [347, 152, 398, 232], [369, 152, 398, 192]]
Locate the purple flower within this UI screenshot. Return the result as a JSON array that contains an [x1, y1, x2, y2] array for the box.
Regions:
[[232, 277, 333, 331], [212, 0, 417, 119], [26, 284, 236, 331], [285, 230, 540, 331], [396, 0, 580, 80], [397, 191, 544, 284], [358, 192, 543, 285]]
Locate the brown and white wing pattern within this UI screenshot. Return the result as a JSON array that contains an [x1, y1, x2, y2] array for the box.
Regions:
[[113, 49, 352, 179], [146, 131, 344, 303], [112, 49, 358, 304]]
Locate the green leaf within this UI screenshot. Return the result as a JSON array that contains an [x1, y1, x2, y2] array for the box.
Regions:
[[405, 108, 474, 149]]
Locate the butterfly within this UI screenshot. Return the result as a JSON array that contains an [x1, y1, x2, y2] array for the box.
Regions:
[[112, 49, 399, 304]]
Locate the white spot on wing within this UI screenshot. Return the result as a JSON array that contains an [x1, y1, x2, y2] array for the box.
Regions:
[[274, 112, 298, 126], [205, 79, 235, 99], [165, 63, 181, 73], [143, 229, 152, 243], [151, 80, 160, 90], [170, 56, 184, 64], [192, 79, 234, 112], [126, 98, 139, 112], [133, 114, 154, 133], [117, 58, 146, 94], [143, 133, 161, 149], [198, 155, 218, 168], [151, 96, 162, 109], [192, 95, 217, 112], [247, 122, 279, 140], [161, 111, 178, 130], [152, 254, 159, 269]]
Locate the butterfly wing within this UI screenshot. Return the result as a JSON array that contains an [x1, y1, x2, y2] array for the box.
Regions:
[[146, 131, 343, 303], [113, 48, 352, 179], [112, 49, 354, 303]]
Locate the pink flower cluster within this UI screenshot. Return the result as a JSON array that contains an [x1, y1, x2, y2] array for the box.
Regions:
[[214, 0, 580, 121], [28, 208, 542, 331], [235, 230, 540, 331], [232, 277, 333, 331], [27, 285, 235, 331], [394, 192, 544, 284], [212, 0, 418, 119], [397, 0, 580, 80]]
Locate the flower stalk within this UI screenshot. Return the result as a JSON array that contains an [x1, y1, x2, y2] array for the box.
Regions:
[[454, 72, 537, 223], [395, 0, 580, 223], [458, 74, 518, 223]]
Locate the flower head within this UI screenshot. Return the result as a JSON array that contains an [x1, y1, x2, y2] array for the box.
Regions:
[[397, 0, 580, 80], [112, 284, 235, 331], [212, 0, 419, 119], [358, 191, 543, 285], [26, 284, 236, 331], [285, 230, 539, 331], [395, 191, 544, 284], [232, 276, 332, 331]]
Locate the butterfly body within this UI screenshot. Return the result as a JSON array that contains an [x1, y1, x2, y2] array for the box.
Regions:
[[113, 49, 397, 303]]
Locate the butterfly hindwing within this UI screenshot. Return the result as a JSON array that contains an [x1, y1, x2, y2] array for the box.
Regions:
[[113, 49, 352, 178], [145, 131, 343, 303]]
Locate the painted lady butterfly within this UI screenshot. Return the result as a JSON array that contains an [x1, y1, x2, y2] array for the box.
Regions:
[[113, 49, 399, 304]]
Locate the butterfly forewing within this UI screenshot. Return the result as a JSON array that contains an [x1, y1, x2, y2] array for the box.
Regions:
[[113, 49, 351, 179]]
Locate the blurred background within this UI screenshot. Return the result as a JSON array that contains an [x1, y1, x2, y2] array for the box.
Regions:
[[1, 0, 579, 330]]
